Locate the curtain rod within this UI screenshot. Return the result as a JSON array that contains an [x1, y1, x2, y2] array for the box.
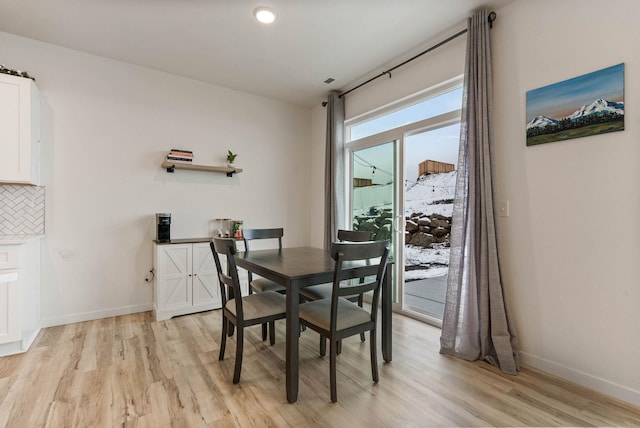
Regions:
[[322, 11, 496, 106]]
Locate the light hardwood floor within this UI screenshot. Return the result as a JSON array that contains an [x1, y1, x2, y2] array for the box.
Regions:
[[0, 309, 639, 427]]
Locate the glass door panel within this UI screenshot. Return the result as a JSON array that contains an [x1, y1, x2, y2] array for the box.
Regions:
[[350, 141, 400, 303], [402, 124, 459, 321]]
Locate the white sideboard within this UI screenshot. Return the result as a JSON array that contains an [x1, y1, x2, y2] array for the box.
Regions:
[[154, 240, 219, 321], [0, 238, 41, 356], [153, 239, 220, 321], [153, 238, 249, 321]]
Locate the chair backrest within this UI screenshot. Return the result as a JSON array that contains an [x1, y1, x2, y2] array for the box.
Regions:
[[338, 229, 373, 284], [329, 240, 390, 327], [210, 238, 244, 320], [337, 229, 372, 242], [242, 228, 283, 251]]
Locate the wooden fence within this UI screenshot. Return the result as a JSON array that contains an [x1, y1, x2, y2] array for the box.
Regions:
[[418, 160, 455, 176]]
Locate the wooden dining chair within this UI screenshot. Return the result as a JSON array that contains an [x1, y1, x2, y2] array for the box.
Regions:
[[210, 238, 286, 384], [299, 239, 390, 402], [242, 228, 287, 294], [300, 229, 372, 343], [242, 228, 287, 340]]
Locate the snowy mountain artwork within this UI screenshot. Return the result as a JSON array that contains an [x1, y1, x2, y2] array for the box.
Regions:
[[526, 63, 624, 146]]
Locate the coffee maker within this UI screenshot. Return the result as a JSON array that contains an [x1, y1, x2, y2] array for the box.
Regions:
[[156, 213, 171, 242]]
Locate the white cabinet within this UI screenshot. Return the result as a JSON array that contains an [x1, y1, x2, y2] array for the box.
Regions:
[[153, 240, 221, 321], [0, 271, 19, 344], [0, 239, 41, 356], [0, 73, 41, 185]]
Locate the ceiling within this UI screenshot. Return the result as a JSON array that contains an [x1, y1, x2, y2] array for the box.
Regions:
[[0, 0, 513, 108]]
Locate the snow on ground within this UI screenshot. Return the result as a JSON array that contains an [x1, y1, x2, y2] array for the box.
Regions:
[[405, 267, 449, 280], [404, 244, 450, 266], [405, 171, 456, 217], [404, 244, 449, 280]]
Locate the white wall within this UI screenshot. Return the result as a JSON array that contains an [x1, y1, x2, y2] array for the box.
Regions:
[[310, 0, 640, 407], [0, 31, 312, 326], [493, 0, 640, 406]]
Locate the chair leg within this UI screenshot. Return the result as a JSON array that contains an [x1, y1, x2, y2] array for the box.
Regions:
[[233, 327, 244, 384], [269, 321, 276, 345], [330, 339, 338, 403], [358, 295, 366, 342], [262, 323, 268, 341], [370, 329, 379, 383], [319, 335, 326, 357], [219, 317, 228, 361], [337, 340, 342, 355]]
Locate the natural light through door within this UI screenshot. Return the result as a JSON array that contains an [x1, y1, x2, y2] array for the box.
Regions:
[[403, 124, 459, 321], [350, 141, 398, 301], [345, 77, 463, 324]]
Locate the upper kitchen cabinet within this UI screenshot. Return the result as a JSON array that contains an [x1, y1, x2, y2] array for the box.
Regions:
[[0, 73, 40, 185]]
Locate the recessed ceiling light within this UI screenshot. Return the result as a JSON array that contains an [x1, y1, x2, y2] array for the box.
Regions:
[[254, 7, 277, 24]]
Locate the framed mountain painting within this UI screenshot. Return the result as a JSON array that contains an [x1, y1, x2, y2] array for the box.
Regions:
[[526, 63, 624, 146]]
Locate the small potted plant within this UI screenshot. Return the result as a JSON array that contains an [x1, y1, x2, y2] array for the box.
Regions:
[[226, 150, 238, 168]]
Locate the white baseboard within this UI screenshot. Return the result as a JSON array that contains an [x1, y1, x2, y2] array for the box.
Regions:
[[520, 351, 640, 407], [21, 327, 41, 351], [40, 303, 154, 328], [0, 327, 41, 357]]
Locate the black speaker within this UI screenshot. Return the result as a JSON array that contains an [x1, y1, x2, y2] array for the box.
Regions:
[[156, 213, 171, 242]]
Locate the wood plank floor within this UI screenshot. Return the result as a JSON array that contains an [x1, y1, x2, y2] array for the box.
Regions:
[[1, 309, 639, 427]]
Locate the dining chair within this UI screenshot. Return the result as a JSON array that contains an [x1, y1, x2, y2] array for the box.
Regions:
[[242, 228, 287, 294], [299, 239, 390, 402], [300, 229, 372, 343], [210, 237, 287, 384], [242, 228, 287, 340]]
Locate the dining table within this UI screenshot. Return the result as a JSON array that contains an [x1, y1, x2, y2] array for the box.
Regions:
[[235, 246, 392, 404]]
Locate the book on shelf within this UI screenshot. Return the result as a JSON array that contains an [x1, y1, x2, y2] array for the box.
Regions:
[[169, 149, 192, 156], [168, 149, 193, 159], [166, 156, 194, 163]]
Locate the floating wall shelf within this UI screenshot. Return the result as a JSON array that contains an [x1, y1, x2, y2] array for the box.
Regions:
[[161, 161, 243, 177]]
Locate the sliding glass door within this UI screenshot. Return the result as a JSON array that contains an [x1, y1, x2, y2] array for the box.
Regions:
[[345, 77, 463, 324]]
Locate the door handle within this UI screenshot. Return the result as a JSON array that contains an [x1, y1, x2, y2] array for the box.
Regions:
[[394, 215, 403, 233]]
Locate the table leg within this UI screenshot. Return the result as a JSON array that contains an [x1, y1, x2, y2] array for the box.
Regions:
[[382, 266, 392, 362], [286, 282, 299, 403]]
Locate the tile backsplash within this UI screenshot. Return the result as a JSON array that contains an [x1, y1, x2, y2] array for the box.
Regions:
[[0, 185, 45, 235]]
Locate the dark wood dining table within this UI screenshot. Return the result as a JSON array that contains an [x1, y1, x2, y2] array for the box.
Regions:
[[235, 246, 393, 404]]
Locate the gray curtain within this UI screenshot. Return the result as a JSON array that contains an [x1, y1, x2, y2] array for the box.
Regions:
[[440, 10, 519, 375], [324, 90, 346, 249]]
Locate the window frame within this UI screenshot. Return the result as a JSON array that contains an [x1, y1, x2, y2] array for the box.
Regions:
[[345, 75, 464, 143]]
